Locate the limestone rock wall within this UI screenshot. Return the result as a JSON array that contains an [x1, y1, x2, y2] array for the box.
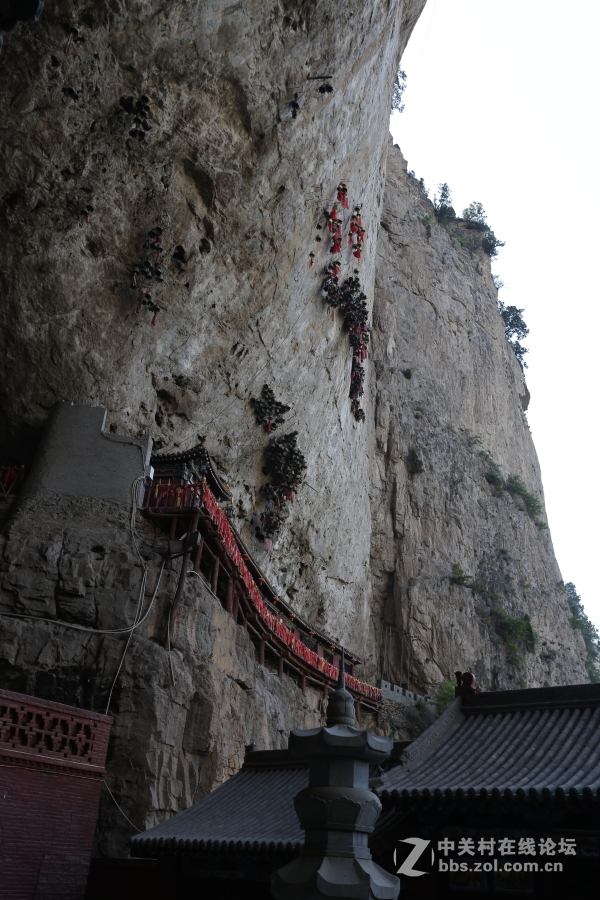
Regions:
[[369, 143, 587, 692], [0, 0, 425, 857], [0, 0, 590, 862], [0, 0, 426, 667]]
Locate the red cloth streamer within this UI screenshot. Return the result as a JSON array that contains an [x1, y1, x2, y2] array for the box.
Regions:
[[199, 481, 380, 701], [337, 188, 349, 210], [0, 465, 23, 495], [142, 479, 381, 701]]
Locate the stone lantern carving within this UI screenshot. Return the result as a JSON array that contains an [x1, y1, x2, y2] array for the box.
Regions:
[[272, 656, 400, 899]]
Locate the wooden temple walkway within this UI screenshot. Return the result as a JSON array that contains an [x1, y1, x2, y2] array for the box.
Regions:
[[141, 448, 380, 715]]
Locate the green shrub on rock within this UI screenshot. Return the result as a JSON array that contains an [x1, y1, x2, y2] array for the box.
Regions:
[[407, 448, 424, 474], [491, 607, 537, 664], [434, 681, 456, 714], [564, 582, 600, 682]]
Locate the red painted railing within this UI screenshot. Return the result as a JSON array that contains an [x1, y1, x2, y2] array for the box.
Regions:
[[143, 480, 380, 702], [0, 688, 112, 774], [199, 482, 381, 703], [0, 465, 24, 497], [144, 482, 202, 509]]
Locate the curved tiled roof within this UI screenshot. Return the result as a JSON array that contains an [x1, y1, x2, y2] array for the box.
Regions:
[[131, 752, 308, 854], [379, 684, 600, 802], [131, 685, 600, 865], [150, 444, 232, 500]]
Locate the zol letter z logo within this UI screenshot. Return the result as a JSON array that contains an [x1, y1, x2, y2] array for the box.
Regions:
[[394, 838, 430, 877]]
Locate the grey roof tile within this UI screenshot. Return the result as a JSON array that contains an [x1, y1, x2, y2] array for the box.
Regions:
[[133, 684, 600, 857], [132, 761, 308, 853], [379, 686, 600, 801]]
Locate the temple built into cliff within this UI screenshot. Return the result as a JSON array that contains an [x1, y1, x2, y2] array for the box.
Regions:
[[0, 1, 595, 897]]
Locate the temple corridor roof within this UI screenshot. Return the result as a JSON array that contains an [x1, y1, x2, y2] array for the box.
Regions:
[[131, 751, 308, 855]]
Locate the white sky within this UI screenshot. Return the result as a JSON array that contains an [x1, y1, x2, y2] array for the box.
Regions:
[[390, 0, 600, 629]]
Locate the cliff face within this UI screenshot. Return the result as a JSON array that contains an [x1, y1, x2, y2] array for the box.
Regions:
[[0, 0, 425, 668], [369, 143, 587, 692], [0, 0, 588, 860]]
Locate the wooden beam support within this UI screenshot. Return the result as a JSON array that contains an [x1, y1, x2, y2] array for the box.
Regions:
[[278, 655, 284, 678], [211, 557, 220, 596], [259, 638, 266, 666], [192, 535, 204, 573], [200, 541, 216, 562], [163, 510, 200, 648], [226, 576, 234, 615], [168, 516, 177, 569]]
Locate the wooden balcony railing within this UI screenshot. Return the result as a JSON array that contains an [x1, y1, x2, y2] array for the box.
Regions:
[[141, 479, 381, 706]]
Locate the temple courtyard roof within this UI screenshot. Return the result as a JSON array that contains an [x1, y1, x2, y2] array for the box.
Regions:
[[131, 682, 600, 861], [379, 682, 600, 803]]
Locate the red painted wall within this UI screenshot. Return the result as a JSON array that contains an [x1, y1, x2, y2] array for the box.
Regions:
[[0, 689, 112, 900]]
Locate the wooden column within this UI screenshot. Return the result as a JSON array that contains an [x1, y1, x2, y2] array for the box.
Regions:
[[278, 654, 284, 677], [192, 535, 204, 573], [168, 516, 177, 570], [231, 591, 239, 623], [259, 637, 266, 665], [211, 557, 220, 596], [301, 673, 306, 695], [226, 576, 234, 615], [163, 510, 199, 649], [355, 698, 362, 726]]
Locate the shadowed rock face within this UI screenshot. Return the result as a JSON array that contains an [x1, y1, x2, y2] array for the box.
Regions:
[[0, 492, 326, 857], [0, 1, 44, 48], [0, 0, 588, 859]]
